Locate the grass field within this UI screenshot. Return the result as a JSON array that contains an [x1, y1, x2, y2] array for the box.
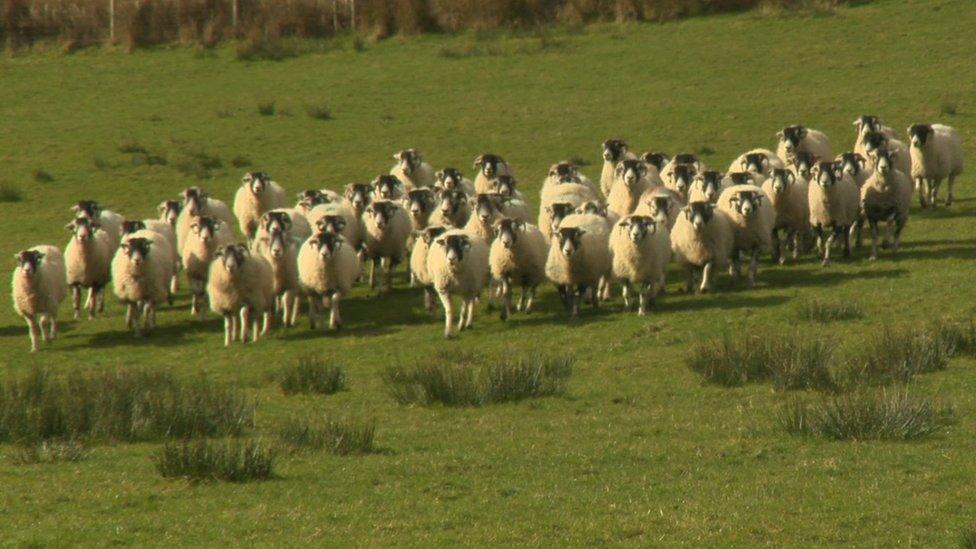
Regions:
[[1, 0, 975, 544]]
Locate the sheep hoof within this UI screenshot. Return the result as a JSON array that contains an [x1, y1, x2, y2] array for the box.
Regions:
[[868, 255, 878, 261], [821, 259, 831, 267]]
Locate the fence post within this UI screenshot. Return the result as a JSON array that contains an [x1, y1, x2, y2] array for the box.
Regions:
[[232, 0, 239, 30], [109, 0, 115, 41], [333, 0, 338, 32], [349, 0, 355, 32]]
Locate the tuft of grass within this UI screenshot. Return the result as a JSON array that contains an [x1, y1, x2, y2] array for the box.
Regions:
[[93, 156, 110, 170], [438, 43, 505, 59], [216, 107, 236, 119], [0, 183, 24, 202], [0, 367, 253, 444], [938, 319, 976, 359], [130, 152, 168, 167], [351, 36, 366, 52], [277, 416, 375, 455], [962, 527, 976, 549], [940, 101, 958, 116], [10, 438, 89, 465], [32, 169, 53, 183], [117, 140, 148, 154], [845, 323, 956, 386], [274, 357, 346, 396], [235, 31, 299, 62], [697, 145, 716, 156], [174, 148, 223, 179], [796, 297, 863, 323], [384, 353, 572, 407], [779, 387, 953, 441], [230, 155, 252, 168], [256, 100, 276, 116], [304, 100, 332, 120], [154, 439, 275, 482], [688, 334, 835, 391]]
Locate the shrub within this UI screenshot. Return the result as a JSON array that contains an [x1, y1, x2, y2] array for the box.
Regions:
[[174, 148, 223, 179], [275, 358, 346, 395], [117, 140, 148, 154], [796, 297, 863, 323], [384, 353, 572, 407], [941, 101, 958, 116], [257, 100, 277, 116], [32, 170, 53, 183], [0, 183, 23, 203], [688, 333, 835, 391], [277, 416, 375, 455], [236, 30, 299, 62], [231, 155, 252, 168], [10, 438, 89, 465], [0, 368, 253, 443], [304, 101, 333, 120], [154, 439, 276, 482], [846, 323, 956, 386], [779, 387, 953, 441], [962, 527, 976, 549]]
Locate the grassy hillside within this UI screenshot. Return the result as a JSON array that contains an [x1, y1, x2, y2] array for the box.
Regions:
[[1, 0, 974, 544]]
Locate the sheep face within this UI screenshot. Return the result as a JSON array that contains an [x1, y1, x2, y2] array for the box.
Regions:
[[310, 231, 343, 259], [474, 154, 505, 178], [373, 175, 403, 200], [741, 153, 770, 175], [873, 150, 897, 184], [576, 201, 608, 217], [546, 203, 574, 234], [791, 152, 816, 180], [673, 153, 699, 167], [646, 195, 672, 226], [14, 250, 44, 276], [438, 189, 466, 217], [120, 237, 153, 268], [344, 183, 373, 213], [549, 162, 579, 184], [641, 152, 670, 171], [620, 215, 655, 243], [694, 171, 724, 201], [158, 200, 182, 226], [473, 194, 501, 224], [811, 161, 842, 189], [556, 227, 585, 257], [726, 172, 755, 187], [365, 201, 400, 230], [215, 244, 248, 274], [684, 202, 714, 231], [437, 233, 472, 267], [436, 168, 465, 191], [495, 218, 525, 249], [421, 226, 448, 246], [615, 159, 647, 187], [602, 139, 628, 162], [262, 211, 293, 235], [394, 149, 422, 175], [769, 169, 796, 195], [182, 187, 208, 216], [838, 152, 867, 178], [727, 190, 763, 218], [121, 220, 147, 235], [72, 200, 102, 220], [190, 216, 222, 243], [854, 115, 883, 139], [298, 190, 330, 211], [66, 217, 100, 242], [406, 189, 436, 219], [315, 214, 347, 236], [243, 172, 271, 195], [777, 125, 808, 152], [671, 164, 695, 193], [861, 131, 889, 155], [907, 124, 934, 148], [491, 175, 518, 197]]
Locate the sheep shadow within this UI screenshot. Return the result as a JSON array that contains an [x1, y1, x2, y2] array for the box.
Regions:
[[759, 264, 908, 289], [879, 245, 974, 262], [59, 317, 214, 349], [659, 292, 790, 314]]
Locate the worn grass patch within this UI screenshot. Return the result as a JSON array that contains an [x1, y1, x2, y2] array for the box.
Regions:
[[962, 527, 976, 549], [796, 298, 863, 323], [256, 100, 276, 116], [0, 183, 23, 202], [384, 353, 572, 407], [32, 169, 53, 183], [688, 333, 836, 391], [779, 387, 953, 441], [274, 357, 346, 396], [303, 101, 332, 120], [10, 438, 89, 465], [277, 416, 375, 456], [154, 439, 276, 482]]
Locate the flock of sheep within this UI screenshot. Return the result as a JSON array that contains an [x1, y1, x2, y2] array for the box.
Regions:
[[11, 117, 965, 349]]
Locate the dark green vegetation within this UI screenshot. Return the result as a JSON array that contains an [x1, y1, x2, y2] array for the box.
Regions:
[[154, 439, 276, 482], [0, 0, 974, 544], [274, 357, 347, 395]]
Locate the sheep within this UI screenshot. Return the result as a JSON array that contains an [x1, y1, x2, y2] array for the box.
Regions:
[[859, 131, 911, 177], [496, 194, 532, 224], [541, 162, 600, 199], [294, 189, 341, 220], [121, 219, 179, 301], [835, 152, 871, 189], [540, 176, 600, 209], [343, 183, 375, 217], [661, 153, 705, 191], [539, 199, 582, 243], [233, 172, 287, 242], [761, 168, 810, 264], [607, 159, 652, 217], [787, 151, 817, 182], [609, 215, 671, 315], [662, 163, 696, 202], [207, 244, 275, 345], [410, 226, 449, 313], [251, 215, 304, 328], [434, 167, 476, 196], [402, 188, 437, 232], [688, 171, 729, 204], [64, 216, 113, 319], [391, 149, 436, 189], [853, 115, 897, 159], [425, 229, 490, 337], [486, 174, 525, 201], [253, 208, 312, 245], [464, 193, 506, 244], [473, 153, 512, 194], [307, 202, 363, 250], [362, 199, 412, 292], [429, 189, 472, 229], [600, 139, 638, 196], [728, 149, 784, 182], [721, 171, 759, 190], [544, 213, 611, 317], [158, 200, 183, 229], [907, 123, 964, 208], [72, 200, 124, 251], [373, 174, 408, 200], [575, 200, 620, 228], [807, 161, 860, 266], [297, 231, 361, 331], [181, 215, 235, 316], [111, 233, 174, 336], [176, 186, 235, 255], [776, 125, 833, 165], [489, 218, 548, 320], [716, 185, 776, 287], [11, 246, 67, 352], [640, 151, 670, 173], [670, 202, 734, 294], [859, 148, 913, 260], [634, 188, 683, 231]]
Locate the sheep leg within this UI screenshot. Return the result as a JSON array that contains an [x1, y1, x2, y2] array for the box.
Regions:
[[822, 232, 836, 266], [947, 174, 956, 206], [868, 221, 879, 260], [85, 287, 96, 319], [524, 286, 536, 313], [464, 299, 475, 330], [589, 284, 599, 310], [239, 307, 251, 343], [791, 231, 802, 260], [700, 262, 713, 294], [853, 218, 863, 250], [931, 178, 942, 206], [556, 284, 571, 311], [368, 258, 377, 290], [261, 311, 271, 336], [570, 288, 580, 318], [685, 268, 695, 294], [97, 285, 105, 314], [621, 282, 632, 310], [771, 228, 782, 265], [223, 314, 233, 347], [747, 249, 758, 288], [142, 302, 154, 335], [893, 218, 905, 253], [385, 258, 398, 293], [637, 284, 650, 316], [46, 314, 58, 341], [841, 225, 852, 258], [423, 287, 435, 314], [915, 177, 928, 208], [813, 226, 824, 259], [290, 293, 301, 326], [25, 316, 40, 352], [71, 284, 81, 319], [308, 297, 319, 329], [170, 273, 179, 296], [329, 292, 342, 330], [500, 279, 511, 321], [125, 302, 136, 329], [439, 292, 455, 338]]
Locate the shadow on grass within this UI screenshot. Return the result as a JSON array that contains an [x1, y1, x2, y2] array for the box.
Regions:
[[59, 317, 220, 349]]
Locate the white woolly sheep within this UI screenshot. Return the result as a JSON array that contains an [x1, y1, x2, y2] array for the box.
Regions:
[[541, 162, 600, 199], [489, 218, 548, 320], [609, 215, 671, 315], [343, 183, 375, 218], [728, 148, 785, 179], [661, 154, 705, 189], [307, 202, 363, 250], [181, 215, 236, 316], [716, 185, 776, 287], [402, 188, 438, 232], [859, 149, 913, 260], [761, 168, 810, 264], [776, 125, 833, 165], [661, 162, 697, 203], [544, 213, 612, 317], [207, 244, 275, 346], [607, 159, 653, 217], [373, 174, 408, 200], [64, 216, 113, 319], [111, 233, 175, 336], [11, 246, 67, 352], [539, 198, 584, 243], [907, 123, 964, 208], [464, 193, 505, 244], [600, 139, 638, 196], [859, 131, 911, 178], [122, 219, 179, 302], [429, 189, 471, 228], [176, 186, 235, 255], [853, 115, 897, 159], [473, 154, 512, 194], [294, 189, 343, 221], [670, 202, 734, 294], [254, 209, 312, 245], [426, 230, 490, 338], [486, 174, 524, 201], [410, 226, 449, 313], [72, 200, 124, 252], [808, 161, 860, 266], [298, 231, 361, 331], [391, 149, 436, 190], [434, 167, 476, 196], [634, 188, 683, 231], [688, 171, 730, 204], [575, 200, 620, 228], [233, 171, 287, 242], [362, 199, 412, 292], [787, 151, 818, 182], [835, 152, 871, 189], [251, 216, 304, 328]]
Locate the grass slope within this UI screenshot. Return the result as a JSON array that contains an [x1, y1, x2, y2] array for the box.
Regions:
[[1, 0, 975, 544]]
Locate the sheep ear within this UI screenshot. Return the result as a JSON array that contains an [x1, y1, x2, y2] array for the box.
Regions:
[[544, 206, 553, 215], [798, 128, 808, 138], [787, 171, 795, 184], [739, 158, 748, 170], [157, 203, 167, 214], [473, 155, 483, 168], [761, 156, 769, 168], [64, 222, 74, 231], [392, 153, 400, 161], [852, 119, 861, 127], [776, 131, 784, 140], [435, 170, 444, 181]]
